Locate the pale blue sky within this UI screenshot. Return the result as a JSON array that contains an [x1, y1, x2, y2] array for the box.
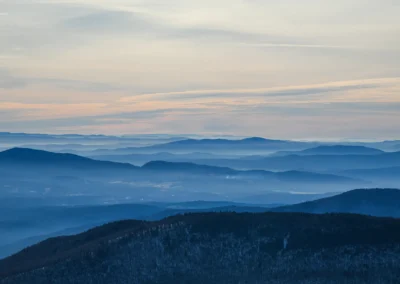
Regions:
[[1, 0, 399, 139]]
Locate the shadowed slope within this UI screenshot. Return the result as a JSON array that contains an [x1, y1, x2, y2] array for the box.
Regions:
[[1, 212, 400, 284], [273, 188, 400, 217]]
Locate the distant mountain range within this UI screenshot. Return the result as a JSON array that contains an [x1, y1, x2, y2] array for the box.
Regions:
[[2, 132, 400, 154], [194, 150, 400, 171], [90, 152, 232, 166], [2, 132, 400, 284], [72, 139, 400, 157], [272, 145, 384, 156], [142, 161, 361, 183], [88, 137, 318, 155], [0, 148, 363, 185], [0, 132, 192, 153], [273, 188, 400, 217], [162, 137, 287, 145], [142, 160, 236, 175], [0, 148, 365, 208], [89, 146, 390, 170], [0, 148, 137, 171], [1, 212, 400, 284], [340, 167, 400, 183]]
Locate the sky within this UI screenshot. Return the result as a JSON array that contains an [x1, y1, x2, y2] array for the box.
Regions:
[[1, 0, 400, 139]]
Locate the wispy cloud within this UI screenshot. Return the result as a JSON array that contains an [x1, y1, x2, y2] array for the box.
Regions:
[[61, 10, 154, 33], [0, 69, 28, 89], [59, 7, 304, 47], [120, 78, 399, 102], [2, 77, 399, 137], [0, 68, 124, 92], [1, 0, 400, 138]]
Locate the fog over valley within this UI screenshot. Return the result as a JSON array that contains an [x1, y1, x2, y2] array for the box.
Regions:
[[0, 133, 400, 264]]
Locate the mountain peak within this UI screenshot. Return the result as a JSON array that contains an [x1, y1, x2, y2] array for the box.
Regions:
[[241, 137, 282, 142]]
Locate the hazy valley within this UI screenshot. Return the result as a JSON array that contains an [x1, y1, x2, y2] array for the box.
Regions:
[[0, 133, 400, 283]]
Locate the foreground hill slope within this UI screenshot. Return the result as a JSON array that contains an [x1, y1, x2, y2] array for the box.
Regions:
[[1, 212, 400, 284], [273, 188, 400, 217]]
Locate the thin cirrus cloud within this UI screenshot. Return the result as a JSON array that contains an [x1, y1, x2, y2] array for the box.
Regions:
[[119, 78, 399, 103], [2, 78, 399, 137], [0, 0, 400, 138], [0, 70, 122, 93]]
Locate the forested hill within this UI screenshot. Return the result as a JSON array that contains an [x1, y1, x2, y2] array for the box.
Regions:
[[1, 212, 400, 284]]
